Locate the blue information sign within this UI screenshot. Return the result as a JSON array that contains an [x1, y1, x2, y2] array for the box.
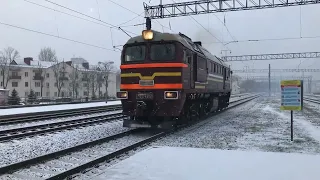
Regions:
[[280, 80, 303, 111]]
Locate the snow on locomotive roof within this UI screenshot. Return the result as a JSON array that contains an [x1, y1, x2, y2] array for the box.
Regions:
[[126, 30, 227, 66]]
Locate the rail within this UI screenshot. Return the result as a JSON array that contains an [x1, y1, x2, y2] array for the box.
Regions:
[[0, 94, 260, 179], [0, 104, 121, 124]]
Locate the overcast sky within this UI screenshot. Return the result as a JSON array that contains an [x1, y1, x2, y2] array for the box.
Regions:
[[0, 0, 320, 79]]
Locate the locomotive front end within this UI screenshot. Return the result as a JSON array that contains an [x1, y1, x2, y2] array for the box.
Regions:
[[117, 30, 187, 128]]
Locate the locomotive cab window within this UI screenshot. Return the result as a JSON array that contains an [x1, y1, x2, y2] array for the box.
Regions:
[[150, 43, 175, 61], [124, 45, 146, 62]]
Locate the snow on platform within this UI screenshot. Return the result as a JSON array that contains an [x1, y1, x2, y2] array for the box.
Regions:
[[0, 101, 121, 116], [93, 146, 320, 180]]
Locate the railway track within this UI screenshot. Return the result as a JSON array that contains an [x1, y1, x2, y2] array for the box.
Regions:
[[0, 111, 126, 142], [0, 94, 259, 180], [304, 97, 320, 104], [0, 94, 252, 141], [0, 104, 122, 126]]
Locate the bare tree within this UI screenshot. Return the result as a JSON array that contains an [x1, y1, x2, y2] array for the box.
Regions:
[[115, 69, 120, 91], [34, 62, 47, 97], [0, 47, 20, 89], [39, 47, 57, 62], [98, 61, 114, 98], [97, 71, 104, 98], [52, 60, 68, 97], [81, 70, 90, 98], [88, 70, 101, 99], [68, 65, 80, 98]]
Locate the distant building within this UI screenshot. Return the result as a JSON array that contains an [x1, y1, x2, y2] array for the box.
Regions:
[[0, 57, 117, 100]]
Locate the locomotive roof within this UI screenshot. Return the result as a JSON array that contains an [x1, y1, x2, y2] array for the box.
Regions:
[[125, 30, 228, 67]]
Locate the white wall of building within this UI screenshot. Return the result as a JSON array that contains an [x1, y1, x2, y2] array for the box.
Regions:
[[0, 60, 117, 99]]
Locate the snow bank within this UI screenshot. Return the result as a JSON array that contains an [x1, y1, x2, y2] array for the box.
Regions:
[[0, 101, 121, 116], [263, 105, 320, 143], [93, 146, 320, 180]]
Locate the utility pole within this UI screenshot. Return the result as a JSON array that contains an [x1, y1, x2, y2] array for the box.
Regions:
[[146, 17, 151, 30], [269, 64, 271, 96]]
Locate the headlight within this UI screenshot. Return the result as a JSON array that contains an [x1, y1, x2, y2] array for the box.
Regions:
[[117, 91, 128, 99], [164, 91, 178, 100], [142, 30, 153, 40]]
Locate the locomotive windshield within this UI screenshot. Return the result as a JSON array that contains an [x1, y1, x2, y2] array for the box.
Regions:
[[150, 44, 175, 61], [124, 45, 146, 62]]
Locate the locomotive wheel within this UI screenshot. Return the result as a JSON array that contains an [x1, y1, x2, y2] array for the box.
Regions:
[[203, 101, 211, 115]]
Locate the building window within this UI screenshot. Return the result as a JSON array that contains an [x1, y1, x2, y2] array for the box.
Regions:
[[54, 82, 57, 87], [0, 71, 3, 75], [46, 73, 49, 78], [61, 91, 65, 97], [83, 91, 88, 96], [25, 72, 28, 77], [25, 92, 28, 97], [46, 82, 49, 87], [46, 92, 50, 97], [12, 82, 18, 87], [69, 92, 72, 96], [1, 82, 3, 87], [25, 82, 28, 87], [54, 92, 57, 97], [12, 72, 18, 76], [35, 92, 40, 96], [35, 82, 41, 87]]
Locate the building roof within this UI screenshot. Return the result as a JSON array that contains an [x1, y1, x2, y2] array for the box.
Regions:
[[7, 57, 117, 74], [30, 60, 56, 68]]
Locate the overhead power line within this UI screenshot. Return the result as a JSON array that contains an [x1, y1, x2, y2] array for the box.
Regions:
[[170, 0, 229, 49], [117, 12, 145, 27], [233, 68, 320, 73], [107, 0, 172, 31], [222, 52, 320, 61], [44, 0, 138, 36], [0, 21, 116, 52], [144, 0, 320, 19], [203, 35, 320, 45]]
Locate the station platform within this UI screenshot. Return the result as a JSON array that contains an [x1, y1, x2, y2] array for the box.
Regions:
[[93, 146, 320, 180]]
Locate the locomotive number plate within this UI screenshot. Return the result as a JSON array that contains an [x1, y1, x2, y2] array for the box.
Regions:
[[136, 92, 153, 100], [139, 80, 154, 86]]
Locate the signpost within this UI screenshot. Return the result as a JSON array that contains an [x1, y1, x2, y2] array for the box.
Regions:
[[280, 80, 303, 141]]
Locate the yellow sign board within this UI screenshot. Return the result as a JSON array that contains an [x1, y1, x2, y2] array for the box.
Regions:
[[280, 80, 303, 111]]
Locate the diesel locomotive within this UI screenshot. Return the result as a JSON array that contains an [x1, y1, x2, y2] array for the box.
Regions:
[[117, 29, 232, 128]]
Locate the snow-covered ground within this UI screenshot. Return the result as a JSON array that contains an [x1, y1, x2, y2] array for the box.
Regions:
[[93, 146, 320, 180], [2, 96, 320, 179], [0, 110, 122, 131], [150, 97, 320, 154], [0, 101, 121, 116], [4, 133, 151, 180], [77, 96, 320, 179], [0, 120, 127, 167]]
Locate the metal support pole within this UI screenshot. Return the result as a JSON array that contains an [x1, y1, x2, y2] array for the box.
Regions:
[[146, 17, 151, 30], [291, 110, 293, 141], [268, 64, 271, 96]]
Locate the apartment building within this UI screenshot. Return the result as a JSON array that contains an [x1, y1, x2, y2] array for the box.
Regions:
[[1, 57, 117, 99]]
